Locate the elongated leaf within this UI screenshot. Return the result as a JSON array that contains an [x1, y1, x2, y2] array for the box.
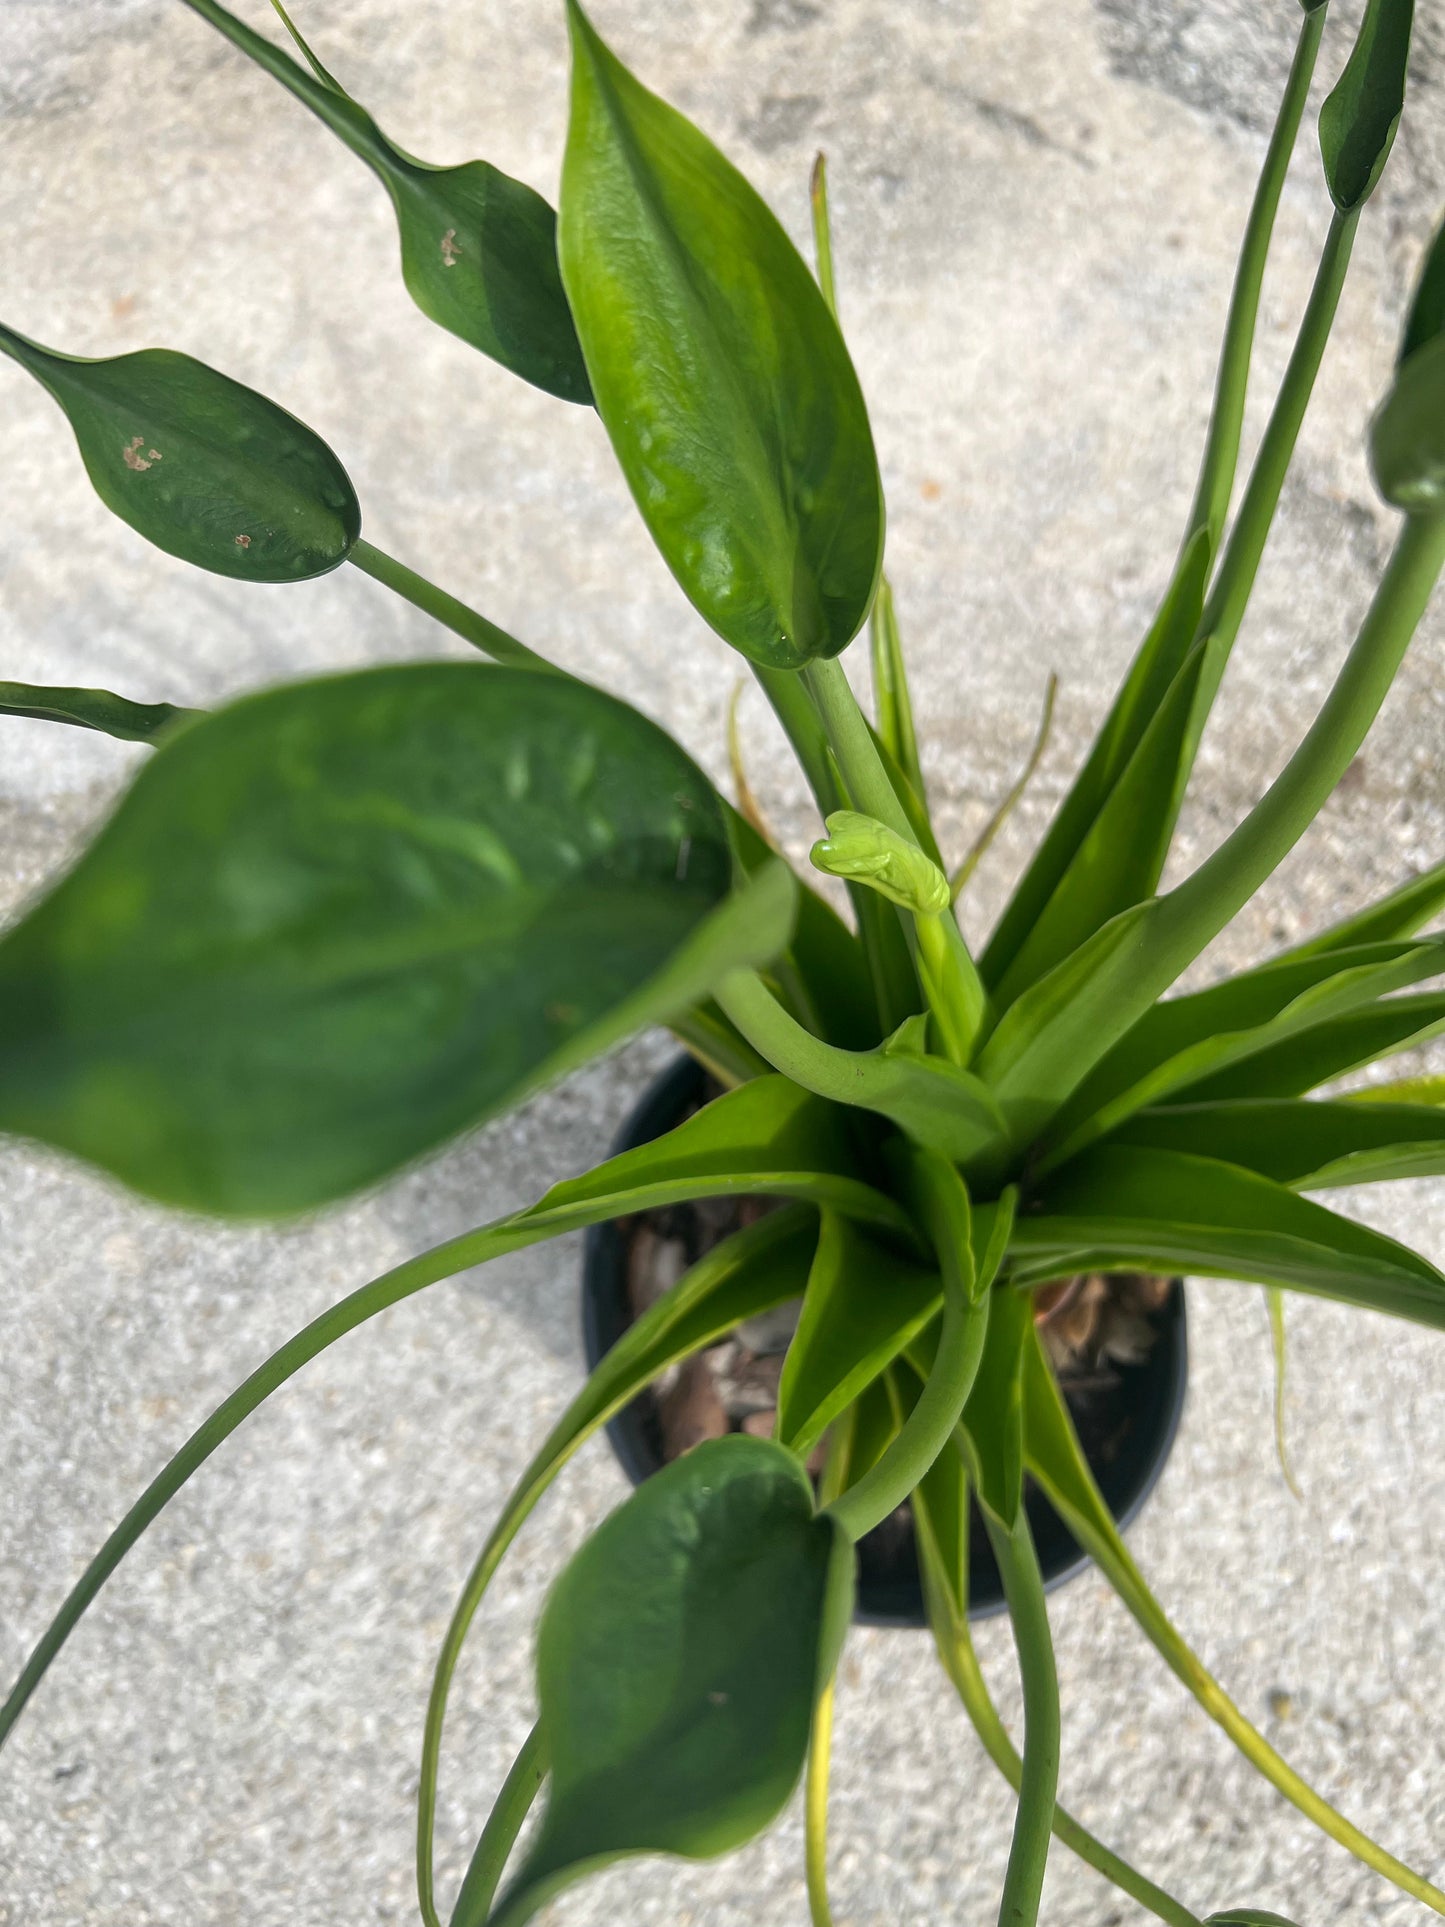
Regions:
[[181, 0, 589, 402], [557, 1, 882, 669], [1205, 1913, 1302, 1926], [1040, 938, 1445, 1167], [776, 1211, 942, 1457], [992, 634, 1222, 1007], [1319, 0, 1414, 212], [0, 664, 796, 1215], [491, 1436, 853, 1925], [1371, 332, 1445, 513], [0, 681, 195, 744], [1016, 1144, 1445, 1327], [1280, 855, 1445, 959], [982, 529, 1210, 992], [959, 1279, 1031, 1528], [0, 324, 359, 580], [1113, 1096, 1445, 1191], [1170, 989, 1445, 1104]]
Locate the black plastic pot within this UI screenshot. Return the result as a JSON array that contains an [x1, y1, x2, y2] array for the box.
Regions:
[[582, 1055, 1188, 1628]]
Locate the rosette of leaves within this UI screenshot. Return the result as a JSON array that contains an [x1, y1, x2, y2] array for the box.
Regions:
[[0, 2, 1442, 1925]]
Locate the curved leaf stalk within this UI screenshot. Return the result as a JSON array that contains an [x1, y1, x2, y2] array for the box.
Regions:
[[983, 1507, 1060, 1927], [914, 1509, 1201, 1927], [951, 672, 1058, 904], [1025, 1336, 1445, 1915], [1181, 4, 1329, 557], [448, 1722, 547, 1927], [348, 539, 552, 671]]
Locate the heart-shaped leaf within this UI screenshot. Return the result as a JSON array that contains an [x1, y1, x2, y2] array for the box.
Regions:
[[0, 663, 794, 1214], [0, 324, 359, 580], [490, 1434, 854, 1925], [182, 0, 590, 403], [1319, 0, 1414, 212], [0, 681, 195, 743], [558, 0, 883, 669]]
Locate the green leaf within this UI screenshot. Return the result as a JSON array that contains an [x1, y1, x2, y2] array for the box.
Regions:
[[0, 663, 795, 1215], [982, 529, 1210, 993], [491, 1435, 853, 1925], [0, 324, 359, 581], [1205, 1913, 1303, 1926], [0, 681, 196, 744], [1016, 1143, 1445, 1327], [1400, 213, 1445, 365], [1039, 938, 1445, 1167], [1112, 1096, 1445, 1191], [181, 0, 589, 403], [1278, 855, 1445, 958], [1167, 989, 1445, 1104], [776, 1211, 942, 1457], [557, 0, 883, 670], [1319, 0, 1414, 212], [869, 578, 925, 805], [1371, 332, 1445, 514], [959, 1276, 1031, 1528]]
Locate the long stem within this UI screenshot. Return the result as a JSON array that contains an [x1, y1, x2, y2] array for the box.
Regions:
[[951, 673, 1058, 903], [985, 1508, 1061, 1927], [1182, 6, 1329, 557], [448, 1723, 547, 1927], [805, 1676, 838, 1927], [348, 539, 552, 670]]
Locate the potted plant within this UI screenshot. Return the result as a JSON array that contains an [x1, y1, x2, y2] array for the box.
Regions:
[[1, 0, 1442, 1922]]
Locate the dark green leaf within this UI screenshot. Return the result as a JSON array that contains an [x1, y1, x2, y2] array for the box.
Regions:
[[1319, 0, 1414, 212], [181, 0, 589, 403], [1371, 333, 1445, 513], [1400, 214, 1445, 365], [0, 664, 793, 1215], [1168, 989, 1445, 1104], [491, 1435, 853, 1925], [557, 0, 883, 669], [0, 681, 196, 744], [0, 324, 359, 580], [1017, 1144, 1445, 1327], [1111, 1097, 1445, 1190], [776, 1211, 942, 1457]]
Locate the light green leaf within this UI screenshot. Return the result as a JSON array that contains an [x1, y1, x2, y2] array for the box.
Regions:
[[1167, 989, 1445, 1104], [1278, 856, 1445, 959], [869, 578, 924, 805], [1319, 0, 1414, 212], [0, 324, 359, 581], [0, 663, 795, 1215], [1112, 1096, 1445, 1191], [1371, 332, 1445, 514], [557, 0, 883, 669], [181, 0, 589, 402], [1016, 1144, 1445, 1327], [810, 810, 950, 914], [959, 1276, 1031, 1528], [490, 1435, 853, 1926], [0, 681, 196, 744], [776, 1211, 942, 1457]]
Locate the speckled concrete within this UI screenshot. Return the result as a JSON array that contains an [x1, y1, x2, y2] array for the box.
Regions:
[[1, 2, 1444, 1924]]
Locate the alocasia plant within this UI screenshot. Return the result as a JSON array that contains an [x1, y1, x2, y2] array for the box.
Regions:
[[2, 0, 1443, 1921]]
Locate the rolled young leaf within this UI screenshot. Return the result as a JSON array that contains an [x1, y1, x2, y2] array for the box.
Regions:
[[180, 0, 590, 404], [0, 681, 196, 744], [0, 324, 360, 580], [0, 663, 793, 1214], [558, 0, 883, 670], [489, 1435, 854, 1926], [1319, 0, 1414, 213]]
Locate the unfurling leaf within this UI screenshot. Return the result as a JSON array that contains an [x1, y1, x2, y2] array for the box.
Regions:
[[490, 1435, 853, 1926], [1318, 0, 1414, 212], [558, 0, 883, 669], [0, 664, 795, 1215], [0, 325, 359, 580], [810, 810, 950, 914], [0, 681, 196, 744], [182, 0, 590, 403]]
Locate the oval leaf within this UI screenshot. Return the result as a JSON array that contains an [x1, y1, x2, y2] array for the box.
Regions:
[[1318, 0, 1414, 212], [491, 1434, 853, 1925], [182, 0, 590, 403], [1370, 332, 1445, 513], [557, 0, 883, 669], [0, 324, 359, 580], [0, 663, 794, 1215]]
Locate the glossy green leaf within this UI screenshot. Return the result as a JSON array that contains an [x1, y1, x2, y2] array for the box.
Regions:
[[1113, 1096, 1445, 1190], [1371, 332, 1445, 513], [0, 681, 195, 744], [1040, 938, 1445, 1168], [1168, 989, 1445, 1104], [0, 663, 795, 1215], [1016, 1144, 1445, 1327], [491, 1435, 853, 1925], [1319, 0, 1414, 212], [0, 324, 359, 580], [776, 1211, 942, 1457], [181, 0, 589, 403], [982, 529, 1210, 993], [557, 0, 883, 669]]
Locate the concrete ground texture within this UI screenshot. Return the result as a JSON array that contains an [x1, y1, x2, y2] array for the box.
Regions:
[[2, 0, 1444, 1922]]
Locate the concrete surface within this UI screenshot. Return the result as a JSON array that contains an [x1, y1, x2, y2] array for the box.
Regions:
[[2, 1, 1444, 1923]]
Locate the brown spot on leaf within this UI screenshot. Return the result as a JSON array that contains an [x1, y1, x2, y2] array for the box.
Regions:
[[235, 533, 252, 549], [122, 436, 155, 472], [440, 227, 460, 268]]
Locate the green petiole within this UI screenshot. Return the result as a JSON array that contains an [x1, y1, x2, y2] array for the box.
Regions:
[[984, 1507, 1062, 1927], [348, 539, 552, 671], [448, 1722, 548, 1927]]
